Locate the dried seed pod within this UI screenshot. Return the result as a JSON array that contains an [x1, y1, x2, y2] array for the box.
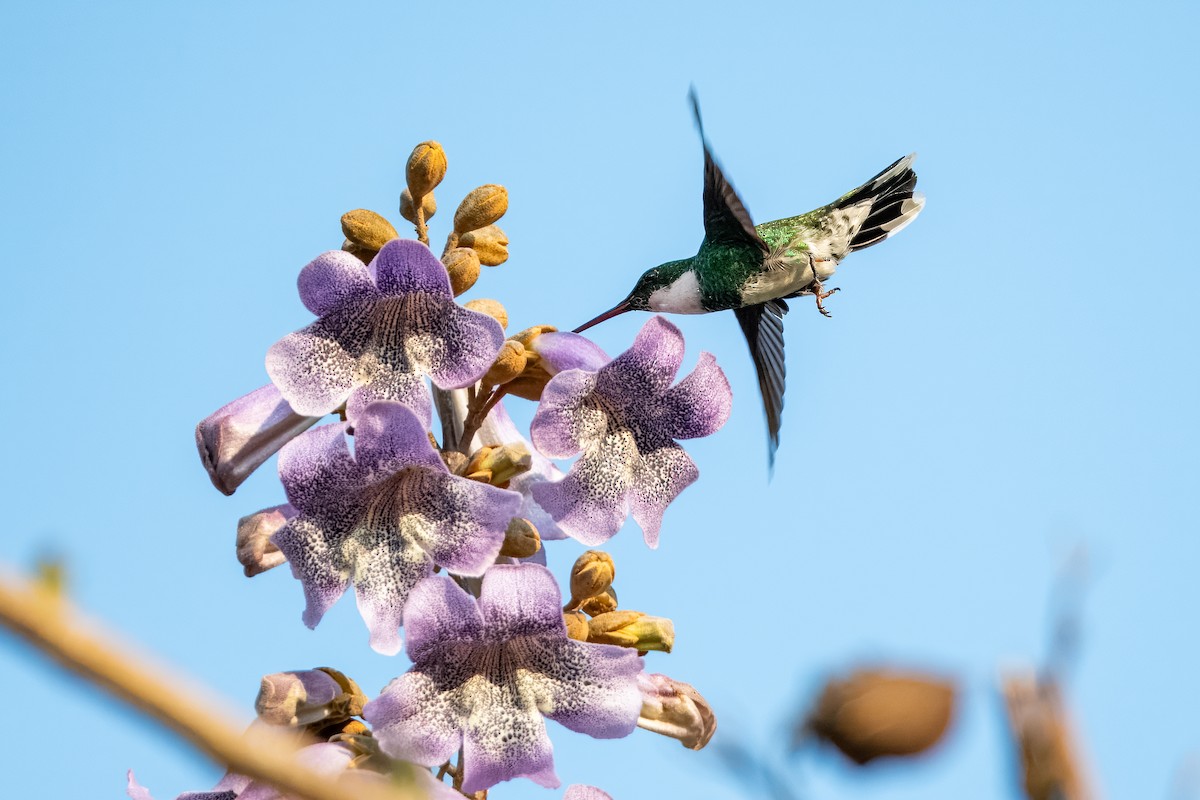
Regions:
[[236, 507, 290, 577], [563, 611, 589, 642], [439, 449, 469, 475], [463, 298, 508, 330], [499, 518, 541, 559], [341, 238, 378, 265], [566, 550, 615, 610], [399, 188, 438, 224], [587, 611, 674, 653], [442, 247, 480, 296], [340, 209, 398, 252], [453, 184, 508, 233], [804, 668, 957, 765], [579, 590, 617, 617], [482, 340, 528, 386], [458, 224, 509, 266], [406, 141, 447, 199]]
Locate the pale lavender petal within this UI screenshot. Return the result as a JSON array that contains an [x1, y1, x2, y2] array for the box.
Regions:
[[478, 402, 568, 541], [366, 670, 466, 769], [461, 690, 559, 793], [414, 769, 468, 800], [351, 401, 445, 479], [530, 431, 639, 547], [565, 786, 613, 800], [272, 516, 350, 629], [126, 772, 155, 800], [478, 564, 565, 639], [276, 423, 364, 512], [531, 332, 609, 375], [530, 370, 602, 458], [344, 365, 430, 428], [393, 468, 518, 576], [238, 743, 353, 800], [266, 300, 375, 417], [297, 250, 377, 316], [195, 384, 322, 495], [350, 526, 433, 655], [659, 351, 733, 439], [629, 443, 697, 549], [370, 239, 453, 297], [237, 504, 295, 577], [594, 316, 684, 406], [402, 575, 485, 664], [524, 640, 642, 738]]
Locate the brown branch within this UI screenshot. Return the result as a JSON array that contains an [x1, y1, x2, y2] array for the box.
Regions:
[[0, 568, 425, 800]]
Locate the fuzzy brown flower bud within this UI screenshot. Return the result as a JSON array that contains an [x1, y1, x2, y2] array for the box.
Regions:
[[563, 611, 589, 642], [587, 611, 674, 653], [406, 141, 447, 199], [499, 518, 541, 559], [399, 188, 438, 225], [453, 184, 508, 233], [442, 247, 480, 296], [482, 340, 527, 386], [439, 449, 469, 475], [804, 668, 956, 765], [463, 298, 508, 330], [579, 590, 618, 617], [464, 443, 532, 487], [341, 239, 378, 265], [458, 224, 509, 266], [566, 550, 615, 610], [340, 209, 398, 252]]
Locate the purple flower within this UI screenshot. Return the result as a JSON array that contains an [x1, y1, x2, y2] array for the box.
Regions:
[[271, 401, 521, 655], [364, 564, 643, 793], [127, 769, 248, 800], [266, 240, 504, 426], [529, 316, 732, 548], [196, 384, 323, 495], [564, 787, 613, 800]]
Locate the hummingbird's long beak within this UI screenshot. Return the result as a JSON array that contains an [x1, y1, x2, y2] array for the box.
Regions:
[[573, 300, 632, 333]]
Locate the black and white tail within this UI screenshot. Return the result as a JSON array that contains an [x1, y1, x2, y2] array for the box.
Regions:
[[839, 153, 925, 251]]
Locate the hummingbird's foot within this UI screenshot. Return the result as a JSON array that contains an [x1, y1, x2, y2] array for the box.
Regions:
[[814, 285, 840, 318]]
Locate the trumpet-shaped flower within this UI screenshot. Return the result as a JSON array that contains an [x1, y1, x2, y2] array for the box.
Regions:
[[267, 239, 504, 426], [271, 401, 521, 654], [530, 316, 731, 548], [364, 565, 642, 793]]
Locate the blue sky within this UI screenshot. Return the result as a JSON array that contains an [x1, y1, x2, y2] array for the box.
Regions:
[[2, 2, 1198, 798]]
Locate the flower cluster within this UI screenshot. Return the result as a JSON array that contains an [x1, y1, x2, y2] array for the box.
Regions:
[[181, 139, 733, 798]]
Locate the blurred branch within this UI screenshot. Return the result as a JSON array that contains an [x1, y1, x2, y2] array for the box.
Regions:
[[1001, 667, 1099, 800], [0, 567, 423, 800]]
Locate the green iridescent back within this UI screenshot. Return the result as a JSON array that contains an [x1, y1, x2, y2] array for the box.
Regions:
[[694, 238, 763, 311]]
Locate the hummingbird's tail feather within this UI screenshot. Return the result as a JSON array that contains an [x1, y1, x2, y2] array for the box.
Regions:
[[839, 153, 925, 252]]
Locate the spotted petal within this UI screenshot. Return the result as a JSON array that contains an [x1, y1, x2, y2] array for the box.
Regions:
[[297, 250, 377, 316], [629, 442, 699, 549], [266, 300, 375, 417], [594, 315, 684, 407], [529, 431, 639, 547], [370, 238, 453, 297], [658, 351, 732, 439]]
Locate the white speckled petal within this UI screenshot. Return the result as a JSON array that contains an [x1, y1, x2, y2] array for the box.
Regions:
[[297, 250, 377, 316], [629, 442, 698, 549], [523, 639, 642, 738], [272, 515, 351, 630], [478, 402, 568, 541], [350, 527, 434, 656], [266, 300, 375, 417], [366, 668, 467, 770], [460, 679, 560, 793], [529, 430, 638, 547], [529, 370, 603, 458]]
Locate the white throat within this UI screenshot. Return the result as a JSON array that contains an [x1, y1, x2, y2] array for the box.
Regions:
[[648, 270, 705, 314]]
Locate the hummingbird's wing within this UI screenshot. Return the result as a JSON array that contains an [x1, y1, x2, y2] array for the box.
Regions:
[[689, 89, 769, 253], [734, 298, 789, 466]]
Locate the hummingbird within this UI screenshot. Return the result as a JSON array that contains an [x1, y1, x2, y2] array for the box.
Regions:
[[574, 90, 925, 465]]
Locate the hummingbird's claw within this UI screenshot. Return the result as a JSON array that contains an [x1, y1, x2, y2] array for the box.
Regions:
[[814, 286, 840, 318]]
